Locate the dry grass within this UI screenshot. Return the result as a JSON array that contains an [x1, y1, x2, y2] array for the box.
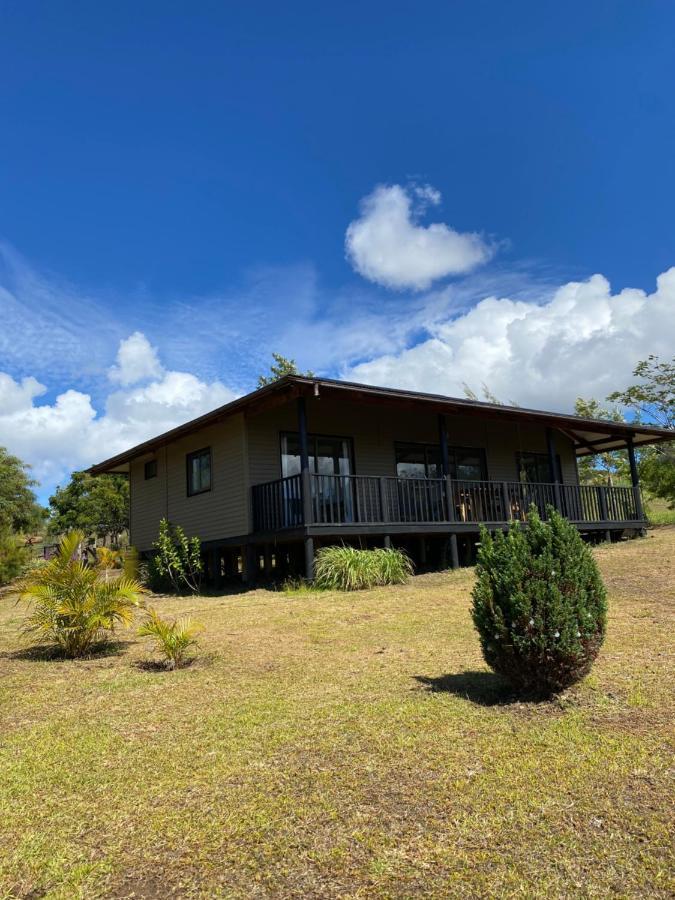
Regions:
[[1, 529, 674, 899]]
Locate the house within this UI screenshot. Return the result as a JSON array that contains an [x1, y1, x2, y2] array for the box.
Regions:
[[89, 375, 675, 582]]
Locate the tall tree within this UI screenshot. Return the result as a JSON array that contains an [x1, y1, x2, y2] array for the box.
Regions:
[[48, 472, 129, 546], [574, 398, 629, 486], [0, 447, 44, 534], [257, 353, 314, 388], [607, 355, 675, 506]]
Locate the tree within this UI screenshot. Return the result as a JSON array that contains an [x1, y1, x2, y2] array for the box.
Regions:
[[607, 356, 675, 507], [573, 398, 629, 486], [472, 508, 607, 697], [48, 472, 129, 546], [0, 447, 44, 534], [257, 353, 314, 388]]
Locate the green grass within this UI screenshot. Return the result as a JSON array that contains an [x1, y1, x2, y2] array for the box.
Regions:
[[1, 529, 674, 898], [645, 495, 675, 525]]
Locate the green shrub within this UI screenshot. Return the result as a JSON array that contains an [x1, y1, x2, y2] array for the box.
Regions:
[[148, 520, 203, 594], [0, 528, 29, 585], [19, 531, 143, 657], [138, 607, 202, 669], [314, 545, 413, 591], [472, 508, 607, 697]]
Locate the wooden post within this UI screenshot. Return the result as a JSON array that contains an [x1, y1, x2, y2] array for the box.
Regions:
[[438, 414, 450, 476], [304, 536, 315, 581], [378, 476, 389, 522], [243, 543, 257, 584], [298, 396, 313, 526], [626, 436, 644, 520], [598, 485, 609, 521], [384, 535, 392, 549], [418, 536, 427, 566], [449, 533, 459, 570], [546, 427, 562, 512]]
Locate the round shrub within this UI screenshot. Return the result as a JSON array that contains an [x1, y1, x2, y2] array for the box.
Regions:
[[471, 508, 607, 697]]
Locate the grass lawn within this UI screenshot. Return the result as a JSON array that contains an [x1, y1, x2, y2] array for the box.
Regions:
[[1, 530, 674, 898]]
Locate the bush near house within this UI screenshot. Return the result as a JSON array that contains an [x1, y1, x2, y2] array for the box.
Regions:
[[147, 519, 203, 594], [314, 545, 413, 591], [472, 508, 607, 697]]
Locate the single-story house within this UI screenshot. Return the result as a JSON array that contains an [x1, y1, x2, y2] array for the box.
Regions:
[[89, 375, 675, 582]]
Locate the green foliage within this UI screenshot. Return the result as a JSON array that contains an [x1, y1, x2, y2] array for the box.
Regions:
[[607, 355, 675, 507], [48, 472, 129, 545], [257, 352, 314, 388], [0, 528, 30, 585], [148, 519, 203, 594], [138, 607, 203, 669], [19, 531, 143, 657], [313, 545, 413, 591], [472, 508, 607, 697], [0, 446, 45, 534], [574, 398, 629, 485]]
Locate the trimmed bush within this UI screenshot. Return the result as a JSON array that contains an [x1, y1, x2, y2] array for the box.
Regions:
[[472, 508, 607, 697], [314, 545, 413, 591]]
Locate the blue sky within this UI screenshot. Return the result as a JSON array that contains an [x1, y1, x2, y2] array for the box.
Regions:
[[1, 1, 674, 500]]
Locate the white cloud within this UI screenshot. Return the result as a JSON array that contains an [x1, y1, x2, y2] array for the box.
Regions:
[[345, 183, 494, 290], [0, 334, 237, 495], [346, 268, 675, 411], [108, 331, 163, 385]]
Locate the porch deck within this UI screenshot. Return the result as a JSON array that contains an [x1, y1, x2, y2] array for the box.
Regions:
[[251, 473, 645, 535]]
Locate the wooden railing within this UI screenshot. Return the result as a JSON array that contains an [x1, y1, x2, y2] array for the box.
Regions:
[[251, 474, 643, 531]]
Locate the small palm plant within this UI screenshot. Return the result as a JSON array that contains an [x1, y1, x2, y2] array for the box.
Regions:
[[19, 531, 143, 657], [137, 607, 203, 669], [96, 546, 122, 582]]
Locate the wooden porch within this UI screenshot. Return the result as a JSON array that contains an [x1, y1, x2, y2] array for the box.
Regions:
[[251, 472, 644, 534]]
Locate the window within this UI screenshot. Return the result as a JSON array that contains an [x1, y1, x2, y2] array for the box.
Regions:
[[281, 433, 353, 477], [186, 447, 212, 496], [395, 443, 487, 481], [516, 451, 562, 484], [144, 459, 157, 480]]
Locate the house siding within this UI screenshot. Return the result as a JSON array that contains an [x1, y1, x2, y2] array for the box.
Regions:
[[129, 413, 248, 551], [246, 395, 579, 487]]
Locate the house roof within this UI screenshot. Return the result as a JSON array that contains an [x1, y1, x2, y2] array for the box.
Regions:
[[88, 374, 675, 474]]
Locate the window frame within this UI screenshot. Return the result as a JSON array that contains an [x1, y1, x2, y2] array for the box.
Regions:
[[186, 447, 212, 497], [516, 450, 563, 484], [144, 459, 158, 480], [279, 431, 355, 478], [394, 441, 488, 481]]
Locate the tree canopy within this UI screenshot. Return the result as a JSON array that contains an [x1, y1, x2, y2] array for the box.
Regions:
[[0, 447, 44, 534], [257, 353, 314, 388], [574, 397, 629, 486], [48, 472, 129, 546]]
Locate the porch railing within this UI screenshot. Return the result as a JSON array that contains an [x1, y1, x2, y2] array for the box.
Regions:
[[251, 474, 643, 532]]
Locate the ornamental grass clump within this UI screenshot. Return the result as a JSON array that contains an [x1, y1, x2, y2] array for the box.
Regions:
[[314, 545, 413, 591], [472, 508, 607, 697]]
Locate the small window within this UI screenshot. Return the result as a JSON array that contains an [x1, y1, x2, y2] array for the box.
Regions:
[[144, 459, 157, 480], [187, 447, 212, 496]]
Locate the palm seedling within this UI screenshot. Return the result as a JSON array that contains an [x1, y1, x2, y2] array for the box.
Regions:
[[137, 607, 203, 669]]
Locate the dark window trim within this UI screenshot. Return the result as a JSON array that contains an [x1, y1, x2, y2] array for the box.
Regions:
[[394, 441, 488, 480], [279, 431, 356, 477], [186, 446, 212, 497], [516, 450, 562, 484], [144, 459, 158, 480]]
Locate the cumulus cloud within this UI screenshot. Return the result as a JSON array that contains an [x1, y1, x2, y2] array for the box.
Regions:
[[346, 268, 675, 411], [108, 331, 163, 385], [0, 334, 237, 495], [345, 183, 494, 290]]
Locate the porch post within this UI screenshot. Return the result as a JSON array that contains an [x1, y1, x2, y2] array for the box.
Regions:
[[626, 436, 644, 520], [439, 414, 455, 522], [304, 536, 315, 581], [297, 396, 313, 526], [449, 533, 459, 570], [546, 427, 562, 512]]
